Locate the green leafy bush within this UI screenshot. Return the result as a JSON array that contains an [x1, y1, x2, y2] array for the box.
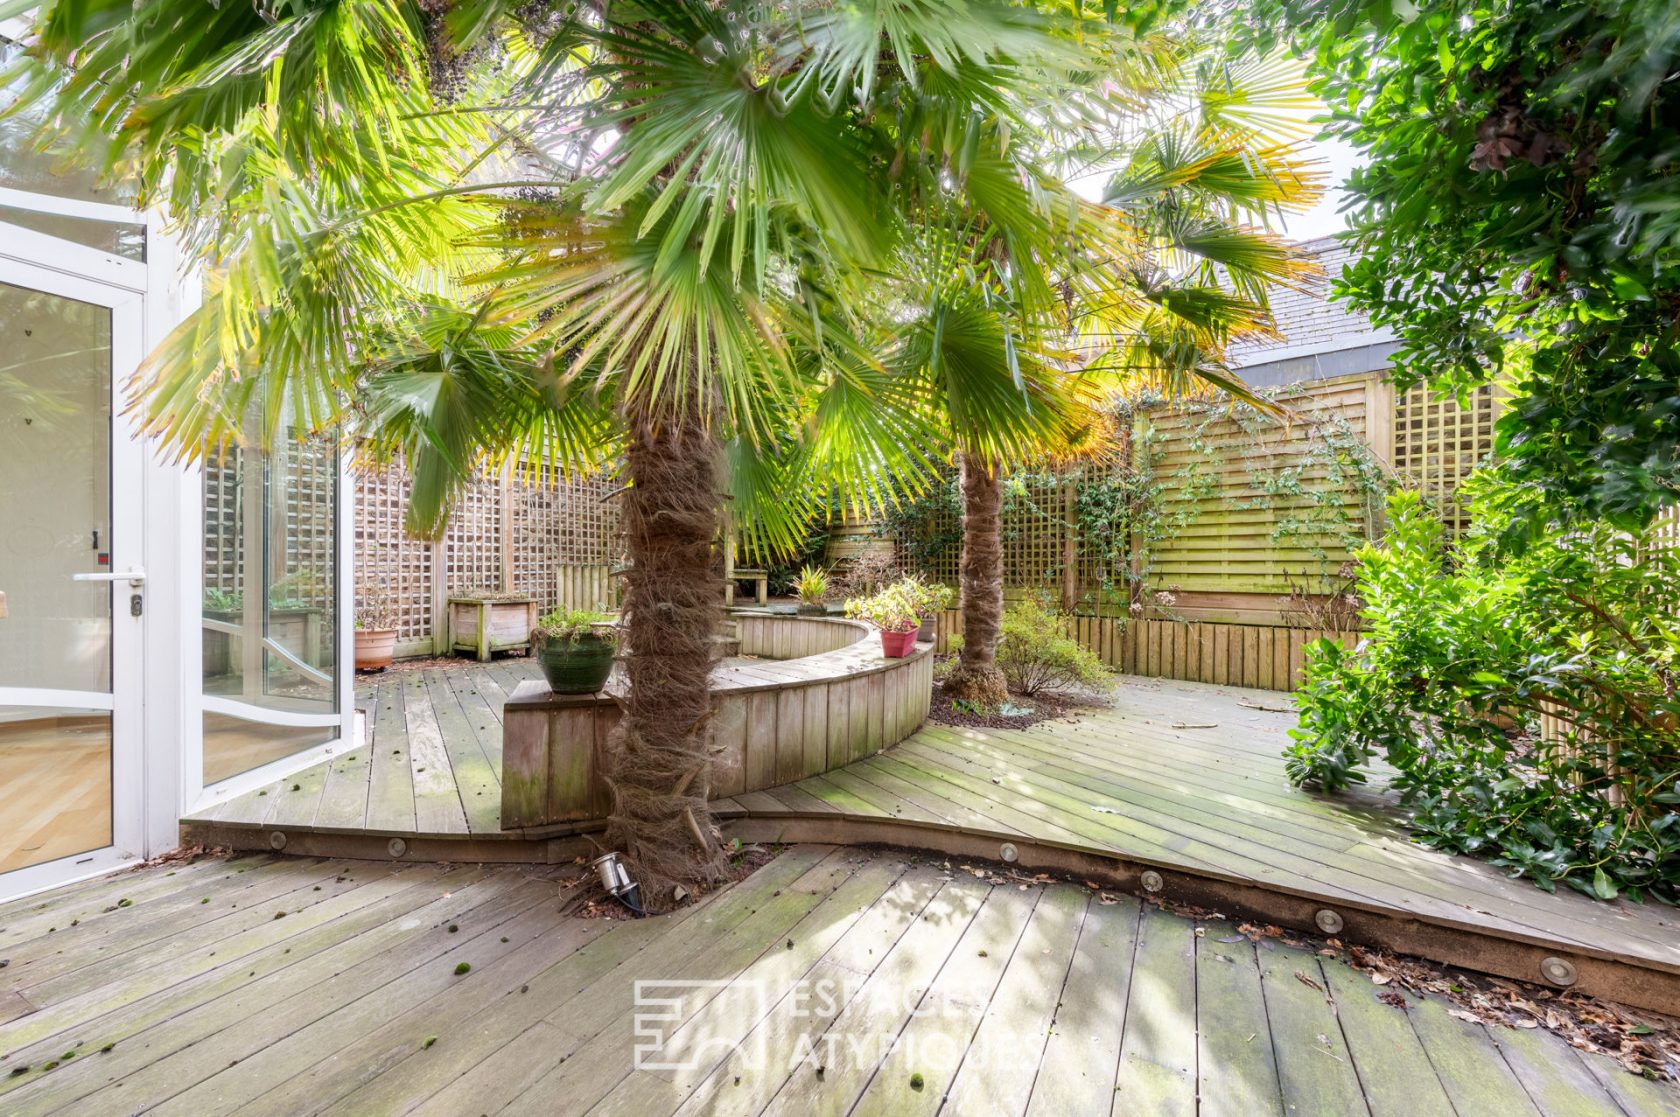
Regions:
[[994, 600, 1113, 697], [1286, 481, 1680, 903], [532, 608, 617, 648], [845, 576, 951, 634]]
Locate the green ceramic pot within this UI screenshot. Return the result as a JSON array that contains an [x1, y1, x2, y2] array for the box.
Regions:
[[534, 632, 616, 694]]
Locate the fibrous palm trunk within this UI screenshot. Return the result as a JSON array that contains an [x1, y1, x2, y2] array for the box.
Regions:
[[603, 402, 729, 911], [944, 451, 1009, 707]]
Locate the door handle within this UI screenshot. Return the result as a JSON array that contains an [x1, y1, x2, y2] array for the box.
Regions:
[[73, 570, 147, 588]]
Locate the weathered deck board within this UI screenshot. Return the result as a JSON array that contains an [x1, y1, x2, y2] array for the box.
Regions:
[[180, 662, 1680, 1010], [2, 848, 1659, 1115]]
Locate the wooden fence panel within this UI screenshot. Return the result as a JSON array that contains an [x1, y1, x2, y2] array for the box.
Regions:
[[930, 605, 1354, 693], [1145, 374, 1377, 596], [553, 564, 619, 613]]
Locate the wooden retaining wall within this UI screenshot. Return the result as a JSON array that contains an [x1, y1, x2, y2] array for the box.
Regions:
[[930, 609, 1356, 693], [502, 617, 934, 830], [735, 613, 860, 658]]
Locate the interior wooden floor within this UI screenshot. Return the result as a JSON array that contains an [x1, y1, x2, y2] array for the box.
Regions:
[[0, 846, 1671, 1116], [0, 717, 111, 875], [202, 713, 337, 787], [183, 661, 1680, 1013]]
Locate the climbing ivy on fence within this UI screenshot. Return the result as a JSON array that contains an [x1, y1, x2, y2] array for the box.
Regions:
[[879, 389, 1390, 610]]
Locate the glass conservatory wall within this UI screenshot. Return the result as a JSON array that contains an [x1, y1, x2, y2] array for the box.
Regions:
[[200, 414, 342, 785]]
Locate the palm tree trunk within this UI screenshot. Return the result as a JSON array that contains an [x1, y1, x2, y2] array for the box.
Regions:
[[603, 402, 729, 911], [944, 451, 1009, 706]]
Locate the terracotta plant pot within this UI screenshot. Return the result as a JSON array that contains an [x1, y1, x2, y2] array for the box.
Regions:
[[354, 628, 397, 671], [879, 628, 919, 658], [535, 633, 616, 694]]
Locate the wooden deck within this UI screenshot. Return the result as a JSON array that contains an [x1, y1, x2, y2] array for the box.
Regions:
[[187, 659, 543, 841], [183, 662, 1680, 1014], [2, 846, 1673, 1116]]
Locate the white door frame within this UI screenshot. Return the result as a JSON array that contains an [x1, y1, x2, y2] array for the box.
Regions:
[[0, 245, 151, 899], [0, 175, 355, 899]]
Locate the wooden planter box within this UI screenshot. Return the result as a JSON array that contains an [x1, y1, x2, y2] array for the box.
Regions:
[[449, 596, 537, 662], [203, 606, 326, 680]]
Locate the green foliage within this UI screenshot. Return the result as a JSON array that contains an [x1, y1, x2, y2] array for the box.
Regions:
[[845, 576, 949, 635], [1286, 482, 1680, 903], [995, 599, 1115, 696], [763, 523, 831, 598], [532, 608, 616, 648], [880, 477, 966, 574], [793, 565, 830, 605], [202, 588, 243, 614], [353, 594, 396, 632], [1230, 0, 1680, 527]]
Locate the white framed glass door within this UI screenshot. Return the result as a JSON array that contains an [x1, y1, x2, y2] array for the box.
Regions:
[[0, 256, 146, 896]]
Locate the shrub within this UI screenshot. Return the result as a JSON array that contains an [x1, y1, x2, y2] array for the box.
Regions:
[[1286, 481, 1680, 903], [845, 576, 951, 634], [832, 551, 900, 600], [844, 579, 922, 634], [994, 600, 1113, 697], [794, 565, 829, 605], [531, 608, 617, 648], [354, 594, 396, 632]]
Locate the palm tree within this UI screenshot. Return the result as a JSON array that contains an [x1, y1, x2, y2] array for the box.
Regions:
[[806, 45, 1324, 706], [6, 0, 1163, 905]]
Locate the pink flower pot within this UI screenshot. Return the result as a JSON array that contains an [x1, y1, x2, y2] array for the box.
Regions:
[[879, 629, 918, 658]]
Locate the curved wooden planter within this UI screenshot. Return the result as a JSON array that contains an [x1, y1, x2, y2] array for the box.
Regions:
[[501, 615, 933, 830]]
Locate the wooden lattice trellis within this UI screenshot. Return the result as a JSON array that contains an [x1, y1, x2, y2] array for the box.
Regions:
[[277, 435, 337, 611], [509, 462, 621, 612], [202, 434, 337, 613], [350, 457, 623, 652], [1146, 375, 1380, 596], [892, 471, 1080, 592], [203, 446, 242, 599], [352, 462, 436, 646], [893, 376, 1385, 602], [1391, 381, 1499, 539], [442, 474, 504, 596]]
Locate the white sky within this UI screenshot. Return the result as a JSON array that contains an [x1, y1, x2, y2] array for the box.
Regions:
[[1282, 135, 1362, 243]]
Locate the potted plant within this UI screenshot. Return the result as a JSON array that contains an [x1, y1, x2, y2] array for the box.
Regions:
[[531, 608, 618, 694], [794, 565, 829, 616], [904, 575, 953, 643], [845, 579, 922, 658], [202, 588, 243, 678], [354, 595, 398, 671]]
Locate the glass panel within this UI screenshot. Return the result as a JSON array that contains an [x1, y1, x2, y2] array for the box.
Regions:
[[0, 205, 146, 262], [0, 279, 114, 873], [0, 281, 112, 692], [201, 713, 334, 787], [0, 38, 136, 207], [201, 412, 340, 784], [0, 708, 112, 872]]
